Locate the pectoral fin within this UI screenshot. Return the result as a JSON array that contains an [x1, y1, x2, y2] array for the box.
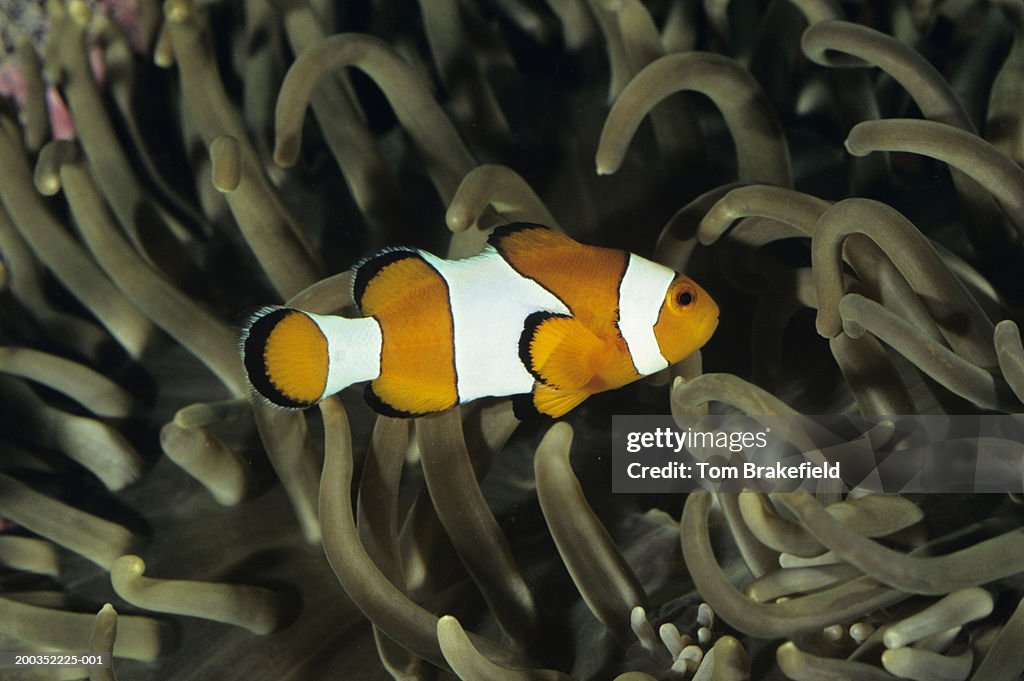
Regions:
[[519, 312, 603, 391]]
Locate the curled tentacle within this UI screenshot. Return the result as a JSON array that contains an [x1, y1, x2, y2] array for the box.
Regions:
[[597, 52, 792, 186], [778, 492, 1024, 594], [111, 555, 286, 635], [811, 197, 996, 368]]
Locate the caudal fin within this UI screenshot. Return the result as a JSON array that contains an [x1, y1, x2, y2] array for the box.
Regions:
[[241, 307, 329, 409]]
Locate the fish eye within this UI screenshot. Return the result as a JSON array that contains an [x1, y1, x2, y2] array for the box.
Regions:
[[675, 288, 695, 308]]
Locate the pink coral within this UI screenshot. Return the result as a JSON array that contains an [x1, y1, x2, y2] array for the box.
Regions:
[[0, 0, 141, 140]]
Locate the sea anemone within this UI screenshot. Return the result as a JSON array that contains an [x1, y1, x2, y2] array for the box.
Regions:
[[1, 0, 1023, 679]]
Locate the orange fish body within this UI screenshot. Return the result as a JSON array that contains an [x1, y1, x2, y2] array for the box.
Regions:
[[242, 223, 719, 418]]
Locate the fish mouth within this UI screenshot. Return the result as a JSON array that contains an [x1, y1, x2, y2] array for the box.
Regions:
[[707, 311, 721, 335]]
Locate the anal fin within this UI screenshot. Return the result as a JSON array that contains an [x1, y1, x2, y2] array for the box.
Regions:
[[365, 382, 418, 418], [520, 312, 604, 391], [365, 375, 457, 418]]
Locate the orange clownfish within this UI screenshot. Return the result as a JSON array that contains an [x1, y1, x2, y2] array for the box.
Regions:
[[241, 223, 719, 418]]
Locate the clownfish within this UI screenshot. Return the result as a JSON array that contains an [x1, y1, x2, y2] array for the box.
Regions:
[[241, 223, 718, 418]]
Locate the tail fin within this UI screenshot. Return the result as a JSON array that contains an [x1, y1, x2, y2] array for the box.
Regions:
[[241, 307, 329, 409]]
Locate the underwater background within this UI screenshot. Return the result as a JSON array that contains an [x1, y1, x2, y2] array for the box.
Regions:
[[2, 0, 1024, 678]]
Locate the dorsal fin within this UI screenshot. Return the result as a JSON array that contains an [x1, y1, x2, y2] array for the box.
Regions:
[[489, 223, 627, 326], [488, 222, 577, 252], [351, 247, 421, 313]]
